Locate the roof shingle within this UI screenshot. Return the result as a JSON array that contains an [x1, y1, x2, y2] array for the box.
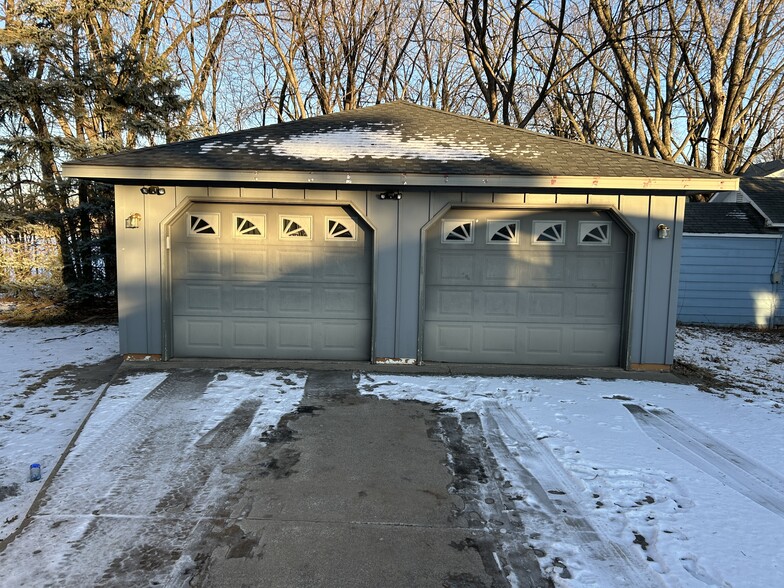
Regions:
[[68, 102, 731, 182], [740, 178, 784, 225], [684, 202, 776, 234]]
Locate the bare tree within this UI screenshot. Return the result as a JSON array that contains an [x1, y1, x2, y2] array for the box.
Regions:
[[589, 0, 784, 172]]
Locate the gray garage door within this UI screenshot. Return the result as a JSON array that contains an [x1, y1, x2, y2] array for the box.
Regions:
[[424, 209, 628, 366], [169, 203, 371, 359]]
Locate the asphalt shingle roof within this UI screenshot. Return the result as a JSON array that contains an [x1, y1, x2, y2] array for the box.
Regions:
[[744, 159, 784, 177], [684, 202, 776, 234], [68, 102, 730, 181], [740, 178, 784, 225]]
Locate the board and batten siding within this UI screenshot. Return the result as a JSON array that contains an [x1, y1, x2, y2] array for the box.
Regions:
[[114, 185, 684, 366], [678, 234, 784, 327]]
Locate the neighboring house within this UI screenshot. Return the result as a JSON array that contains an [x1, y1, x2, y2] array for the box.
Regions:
[[63, 102, 735, 370], [681, 160, 784, 327], [678, 203, 783, 327]]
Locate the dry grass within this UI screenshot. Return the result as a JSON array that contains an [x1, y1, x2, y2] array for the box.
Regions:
[[0, 296, 117, 326]]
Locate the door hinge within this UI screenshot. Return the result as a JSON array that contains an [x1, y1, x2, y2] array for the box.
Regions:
[[165, 235, 171, 250]]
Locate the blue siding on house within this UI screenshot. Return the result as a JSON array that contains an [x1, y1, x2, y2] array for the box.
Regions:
[[678, 235, 783, 326]]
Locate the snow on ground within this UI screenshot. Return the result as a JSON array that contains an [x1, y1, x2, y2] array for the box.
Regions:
[[675, 325, 784, 410], [359, 328, 784, 587], [0, 368, 306, 586], [0, 324, 119, 541], [2, 323, 784, 587]]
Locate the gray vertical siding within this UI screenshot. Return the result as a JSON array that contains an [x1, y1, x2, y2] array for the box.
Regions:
[[115, 185, 684, 366], [115, 186, 149, 355], [367, 193, 399, 358], [642, 196, 680, 364], [396, 193, 430, 358], [678, 235, 783, 326]]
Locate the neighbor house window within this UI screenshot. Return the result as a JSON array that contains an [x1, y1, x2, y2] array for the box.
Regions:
[[233, 214, 266, 238], [280, 215, 312, 239], [442, 219, 474, 243], [532, 220, 565, 244], [188, 213, 220, 236], [487, 220, 519, 244], [326, 217, 357, 240], [579, 221, 611, 245]]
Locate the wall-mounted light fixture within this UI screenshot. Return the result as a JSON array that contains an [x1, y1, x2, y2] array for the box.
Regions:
[[378, 190, 402, 200], [140, 186, 166, 195], [125, 213, 142, 229], [657, 224, 670, 239]]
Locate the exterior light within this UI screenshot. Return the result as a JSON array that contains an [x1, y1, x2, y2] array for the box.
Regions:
[[125, 213, 142, 229], [140, 186, 166, 195], [657, 224, 670, 239], [378, 191, 402, 200]]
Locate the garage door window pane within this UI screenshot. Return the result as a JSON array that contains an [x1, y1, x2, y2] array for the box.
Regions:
[[280, 216, 312, 239], [442, 219, 474, 243], [487, 220, 519, 244], [532, 221, 565, 244], [326, 217, 357, 240], [579, 221, 611, 245], [189, 213, 220, 236], [234, 214, 266, 238]]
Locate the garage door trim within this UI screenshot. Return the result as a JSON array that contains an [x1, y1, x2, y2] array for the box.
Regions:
[[160, 196, 377, 361], [417, 203, 636, 368]]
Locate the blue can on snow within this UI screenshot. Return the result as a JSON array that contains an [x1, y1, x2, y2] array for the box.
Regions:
[[29, 463, 41, 482]]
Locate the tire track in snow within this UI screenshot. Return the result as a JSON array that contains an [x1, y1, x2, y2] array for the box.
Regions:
[[42, 371, 214, 515], [482, 401, 665, 587], [28, 371, 257, 586], [625, 404, 784, 519]]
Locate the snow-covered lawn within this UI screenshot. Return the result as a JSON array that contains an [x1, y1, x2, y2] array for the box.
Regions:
[[0, 324, 120, 541], [1, 323, 783, 587]]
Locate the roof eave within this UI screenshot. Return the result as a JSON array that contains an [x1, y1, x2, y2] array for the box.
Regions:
[[62, 163, 738, 193]]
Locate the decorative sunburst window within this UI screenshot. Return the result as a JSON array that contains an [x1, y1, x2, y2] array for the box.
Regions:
[[579, 221, 611, 245], [532, 220, 565, 244], [233, 214, 266, 238], [188, 213, 220, 236], [487, 220, 519, 244], [441, 219, 474, 244], [280, 215, 312, 239], [326, 218, 357, 240]]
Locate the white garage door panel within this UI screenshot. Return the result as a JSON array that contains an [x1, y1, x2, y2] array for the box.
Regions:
[[170, 203, 371, 360], [424, 209, 627, 366]]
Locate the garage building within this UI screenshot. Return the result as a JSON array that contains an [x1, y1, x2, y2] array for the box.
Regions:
[[63, 102, 736, 370]]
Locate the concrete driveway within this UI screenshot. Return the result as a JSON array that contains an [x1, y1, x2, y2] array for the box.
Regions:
[[0, 366, 547, 587]]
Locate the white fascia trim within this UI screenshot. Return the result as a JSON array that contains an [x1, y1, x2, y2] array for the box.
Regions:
[[683, 232, 782, 239], [62, 164, 738, 193]]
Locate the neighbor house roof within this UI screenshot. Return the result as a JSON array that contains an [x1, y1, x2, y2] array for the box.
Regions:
[[64, 102, 736, 193], [684, 202, 778, 235], [740, 178, 784, 226], [744, 159, 784, 177]]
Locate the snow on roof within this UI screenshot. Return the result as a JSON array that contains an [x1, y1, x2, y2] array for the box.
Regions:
[[66, 102, 733, 186], [270, 128, 492, 162], [197, 126, 546, 163]]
